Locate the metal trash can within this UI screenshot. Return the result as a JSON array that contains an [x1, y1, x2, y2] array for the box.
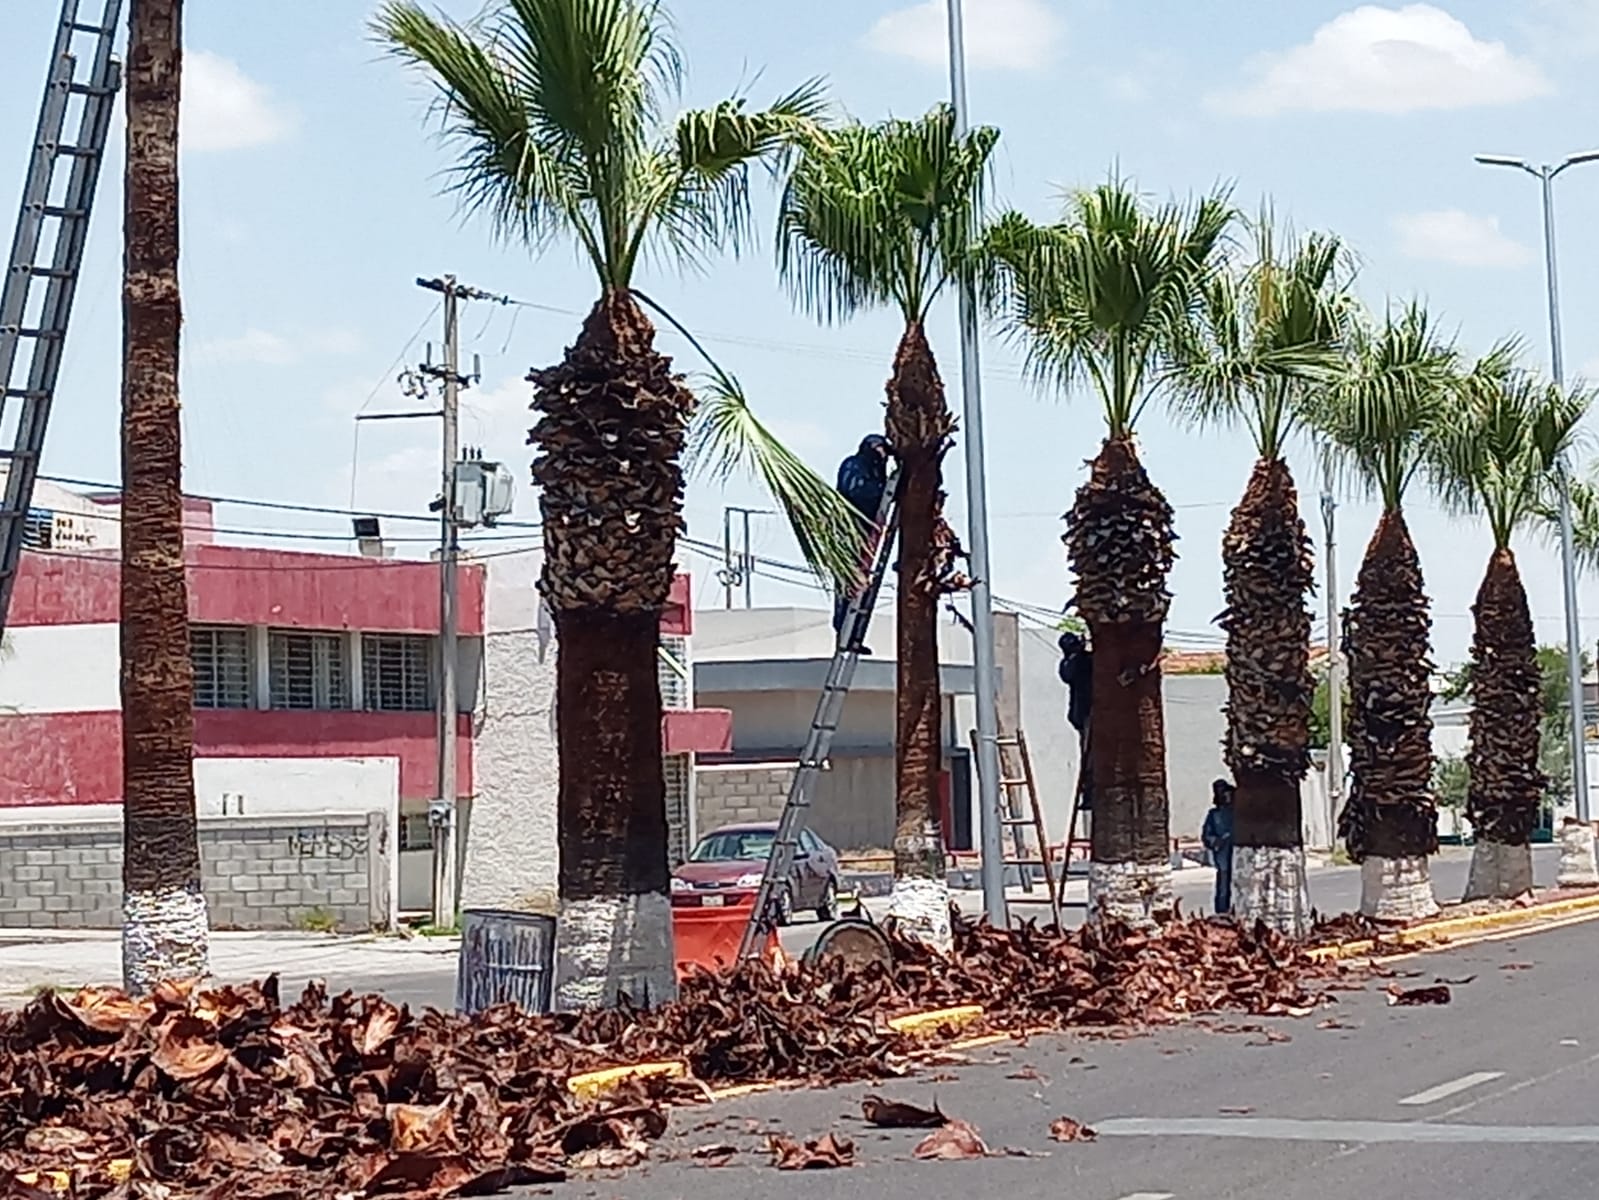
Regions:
[[455, 908, 556, 1016]]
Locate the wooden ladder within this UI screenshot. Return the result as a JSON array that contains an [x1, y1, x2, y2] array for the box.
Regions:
[[973, 726, 1062, 927]]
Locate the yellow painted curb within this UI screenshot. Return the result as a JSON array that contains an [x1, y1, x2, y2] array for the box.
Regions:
[[567, 1060, 687, 1101], [1308, 890, 1599, 962], [888, 1004, 985, 1038]]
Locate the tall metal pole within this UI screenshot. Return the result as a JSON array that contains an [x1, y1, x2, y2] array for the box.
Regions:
[[742, 509, 754, 609], [1539, 168, 1591, 822], [1320, 460, 1345, 842], [947, 0, 1007, 926], [434, 279, 462, 928], [1475, 150, 1598, 822], [722, 507, 734, 609]]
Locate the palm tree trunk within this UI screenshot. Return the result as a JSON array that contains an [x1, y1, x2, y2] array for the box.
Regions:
[[532, 292, 694, 1010], [1462, 547, 1541, 899], [120, 0, 209, 995], [1067, 436, 1175, 925], [1221, 457, 1313, 935], [884, 322, 954, 948], [1338, 508, 1439, 920]]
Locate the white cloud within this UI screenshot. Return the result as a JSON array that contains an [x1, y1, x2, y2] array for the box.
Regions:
[[1210, 4, 1552, 116], [1392, 209, 1533, 267], [182, 51, 294, 153], [863, 0, 1063, 71], [200, 327, 363, 367], [199, 328, 298, 365]]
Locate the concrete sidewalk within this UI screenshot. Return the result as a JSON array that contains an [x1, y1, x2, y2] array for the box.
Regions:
[[0, 930, 460, 1007]]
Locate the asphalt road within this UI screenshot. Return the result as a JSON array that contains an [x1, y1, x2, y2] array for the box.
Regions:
[[568, 912, 1599, 1200]]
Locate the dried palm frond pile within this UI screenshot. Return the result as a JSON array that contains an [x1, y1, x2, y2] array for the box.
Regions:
[[0, 914, 1344, 1198]]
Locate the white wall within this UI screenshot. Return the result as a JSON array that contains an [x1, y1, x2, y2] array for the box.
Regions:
[[462, 546, 560, 915], [0, 623, 119, 712]]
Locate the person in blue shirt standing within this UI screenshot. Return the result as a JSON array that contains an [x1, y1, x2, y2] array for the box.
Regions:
[[1202, 778, 1236, 916]]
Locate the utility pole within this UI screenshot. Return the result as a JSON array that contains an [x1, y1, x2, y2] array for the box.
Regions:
[[359, 274, 507, 928], [719, 506, 766, 609], [424, 276, 464, 930], [1321, 459, 1344, 845], [947, 0, 1008, 927]]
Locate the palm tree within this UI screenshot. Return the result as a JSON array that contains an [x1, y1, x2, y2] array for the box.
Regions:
[[1433, 354, 1588, 899], [774, 104, 997, 945], [375, 0, 859, 1009], [1174, 215, 1350, 934], [1313, 303, 1460, 920], [121, 0, 210, 993], [986, 178, 1235, 924]]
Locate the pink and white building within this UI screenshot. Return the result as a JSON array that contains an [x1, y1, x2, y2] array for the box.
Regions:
[[0, 480, 731, 919]]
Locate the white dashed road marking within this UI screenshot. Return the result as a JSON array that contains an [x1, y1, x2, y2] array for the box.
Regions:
[[1398, 1072, 1505, 1107], [1115, 1193, 1176, 1200]]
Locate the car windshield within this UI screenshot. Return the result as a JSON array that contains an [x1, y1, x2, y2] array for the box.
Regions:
[[689, 830, 775, 862]]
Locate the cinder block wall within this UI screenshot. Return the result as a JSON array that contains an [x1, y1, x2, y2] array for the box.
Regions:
[[0, 811, 390, 932], [693, 765, 790, 834]]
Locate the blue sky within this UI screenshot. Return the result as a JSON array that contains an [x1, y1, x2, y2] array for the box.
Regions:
[[6, 0, 1599, 663]]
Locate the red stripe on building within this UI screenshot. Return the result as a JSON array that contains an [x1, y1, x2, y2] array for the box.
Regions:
[[9, 547, 487, 635], [0, 710, 473, 808]]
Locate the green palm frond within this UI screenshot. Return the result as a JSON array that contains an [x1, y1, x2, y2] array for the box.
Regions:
[[1431, 346, 1590, 546], [373, 0, 824, 291], [1567, 476, 1599, 574], [629, 290, 864, 583], [1309, 301, 1461, 510], [1173, 209, 1354, 458], [776, 104, 999, 325], [984, 175, 1238, 437]]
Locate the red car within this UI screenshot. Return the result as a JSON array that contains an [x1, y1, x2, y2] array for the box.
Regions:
[[671, 822, 841, 925]]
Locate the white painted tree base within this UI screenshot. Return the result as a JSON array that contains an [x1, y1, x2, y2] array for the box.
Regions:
[[887, 876, 953, 953], [1087, 861, 1174, 928], [1231, 846, 1311, 937], [1556, 823, 1599, 887], [122, 887, 210, 996], [1462, 840, 1534, 900], [553, 892, 677, 1012], [1358, 855, 1439, 921]]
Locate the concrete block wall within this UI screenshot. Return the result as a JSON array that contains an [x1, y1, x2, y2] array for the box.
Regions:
[[694, 764, 790, 833], [0, 811, 391, 932]]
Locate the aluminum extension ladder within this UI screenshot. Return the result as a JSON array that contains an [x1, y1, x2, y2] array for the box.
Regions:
[[0, 0, 123, 638], [737, 467, 901, 961]]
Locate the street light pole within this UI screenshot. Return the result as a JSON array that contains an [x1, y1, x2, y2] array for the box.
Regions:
[[946, 0, 1008, 926], [1475, 150, 1599, 822]]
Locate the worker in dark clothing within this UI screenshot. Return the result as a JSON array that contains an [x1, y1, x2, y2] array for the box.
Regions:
[[1202, 778, 1236, 915], [832, 435, 893, 651], [1058, 631, 1092, 811]]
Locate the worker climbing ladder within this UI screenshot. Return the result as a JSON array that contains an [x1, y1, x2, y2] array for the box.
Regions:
[[737, 468, 902, 961], [0, 0, 123, 638]]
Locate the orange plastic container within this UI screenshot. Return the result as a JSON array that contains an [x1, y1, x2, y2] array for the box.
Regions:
[[672, 896, 779, 978]]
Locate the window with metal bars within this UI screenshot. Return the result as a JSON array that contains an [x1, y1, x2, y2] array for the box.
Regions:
[[22, 509, 54, 550], [190, 625, 253, 709], [268, 630, 350, 710], [658, 635, 689, 709], [362, 634, 434, 712], [664, 754, 692, 866]]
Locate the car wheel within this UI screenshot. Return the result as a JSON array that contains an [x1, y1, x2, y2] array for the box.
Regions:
[[774, 886, 794, 927], [816, 878, 837, 922]]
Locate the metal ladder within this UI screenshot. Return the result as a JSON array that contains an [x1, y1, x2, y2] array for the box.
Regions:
[[984, 727, 1062, 927], [737, 468, 901, 961], [0, 0, 123, 638]]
